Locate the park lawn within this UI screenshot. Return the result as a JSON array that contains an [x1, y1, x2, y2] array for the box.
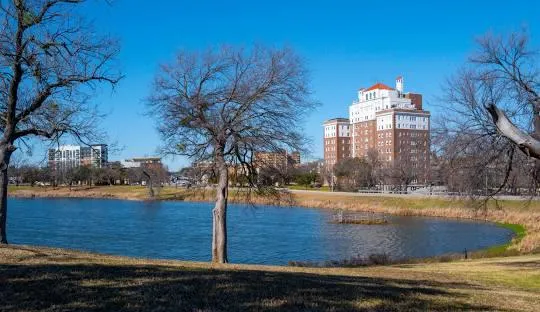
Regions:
[[287, 184, 331, 191], [0, 244, 539, 311]]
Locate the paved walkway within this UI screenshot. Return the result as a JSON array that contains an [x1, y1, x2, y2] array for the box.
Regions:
[[287, 189, 540, 201]]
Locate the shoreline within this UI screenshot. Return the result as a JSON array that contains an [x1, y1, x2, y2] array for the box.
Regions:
[[7, 185, 540, 255], [8, 194, 519, 266]]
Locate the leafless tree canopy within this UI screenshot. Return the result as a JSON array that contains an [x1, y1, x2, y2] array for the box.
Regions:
[[148, 46, 315, 168], [435, 31, 540, 197], [0, 0, 121, 244], [0, 0, 120, 144], [147, 45, 316, 263]]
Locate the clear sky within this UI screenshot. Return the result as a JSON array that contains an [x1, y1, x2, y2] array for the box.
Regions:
[[37, 0, 539, 170]]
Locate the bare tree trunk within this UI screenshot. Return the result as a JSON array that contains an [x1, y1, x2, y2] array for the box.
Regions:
[[0, 165, 8, 244], [212, 157, 228, 263], [487, 104, 540, 159], [142, 170, 154, 198], [0, 143, 14, 244]]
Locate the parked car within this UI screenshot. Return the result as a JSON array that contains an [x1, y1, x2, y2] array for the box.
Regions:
[[176, 180, 192, 188]]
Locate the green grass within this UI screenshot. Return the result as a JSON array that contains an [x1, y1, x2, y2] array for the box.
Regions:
[[497, 222, 527, 240], [287, 184, 331, 191], [7, 185, 35, 192], [473, 223, 527, 257]]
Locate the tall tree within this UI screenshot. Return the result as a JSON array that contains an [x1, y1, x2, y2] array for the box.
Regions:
[[475, 33, 540, 157], [147, 46, 315, 263], [437, 31, 540, 196], [0, 0, 121, 244]]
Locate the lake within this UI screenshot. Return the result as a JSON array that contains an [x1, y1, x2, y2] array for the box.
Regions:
[[7, 198, 514, 265]]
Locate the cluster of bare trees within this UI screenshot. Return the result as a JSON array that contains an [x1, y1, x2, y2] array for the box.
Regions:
[[333, 157, 376, 191], [8, 162, 170, 188], [327, 149, 419, 192]]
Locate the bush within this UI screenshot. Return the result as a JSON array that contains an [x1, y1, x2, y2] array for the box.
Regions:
[[367, 253, 391, 265]]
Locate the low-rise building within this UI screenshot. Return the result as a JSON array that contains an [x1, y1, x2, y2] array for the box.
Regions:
[[121, 157, 162, 170]]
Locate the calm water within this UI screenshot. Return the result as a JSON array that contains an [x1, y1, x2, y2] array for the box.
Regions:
[[7, 198, 513, 265]]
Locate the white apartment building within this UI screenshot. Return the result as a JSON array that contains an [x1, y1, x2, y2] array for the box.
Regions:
[[48, 144, 108, 171]]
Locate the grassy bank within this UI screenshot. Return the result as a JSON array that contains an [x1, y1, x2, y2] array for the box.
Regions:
[[287, 184, 331, 191], [9, 185, 540, 255], [0, 244, 539, 311]]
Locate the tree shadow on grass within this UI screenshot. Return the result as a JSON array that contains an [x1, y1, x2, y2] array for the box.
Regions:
[[0, 262, 493, 312], [494, 260, 540, 268]]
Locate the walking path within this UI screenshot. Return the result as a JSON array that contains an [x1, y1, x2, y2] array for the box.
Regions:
[[287, 188, 539, 201]]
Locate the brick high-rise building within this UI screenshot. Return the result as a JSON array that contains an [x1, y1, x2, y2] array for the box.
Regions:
[[323, 76, 431, 184], [323, 118, 351, 167]]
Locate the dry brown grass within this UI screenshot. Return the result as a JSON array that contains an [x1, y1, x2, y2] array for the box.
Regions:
[[0, 244, 539, 311]]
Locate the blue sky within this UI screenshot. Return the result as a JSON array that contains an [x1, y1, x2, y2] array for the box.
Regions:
[[34, 0, 539, 170]]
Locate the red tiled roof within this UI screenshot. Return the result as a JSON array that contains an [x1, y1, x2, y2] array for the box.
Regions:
[[365, 82, 394, 91]]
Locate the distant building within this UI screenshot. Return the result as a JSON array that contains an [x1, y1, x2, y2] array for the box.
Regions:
[[289, 151, 301, 165], [254, 150, 301, 170], [121, 157, 162, 170], [323, 76, 431, 184], [48, 144, 108, 171]]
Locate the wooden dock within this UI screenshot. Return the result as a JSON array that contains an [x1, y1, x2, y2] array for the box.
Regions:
[[331, 211, 388, 225]]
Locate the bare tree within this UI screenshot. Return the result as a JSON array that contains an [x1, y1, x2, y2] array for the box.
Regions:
[[366, 148, 382, 187], [474, 32, 540, 157], [437, 31, 540, 197], [381, 155, 417, 193], [333, 157, 373, 191], [147, 46, 315, 263], [0, 0, 121, 244]]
